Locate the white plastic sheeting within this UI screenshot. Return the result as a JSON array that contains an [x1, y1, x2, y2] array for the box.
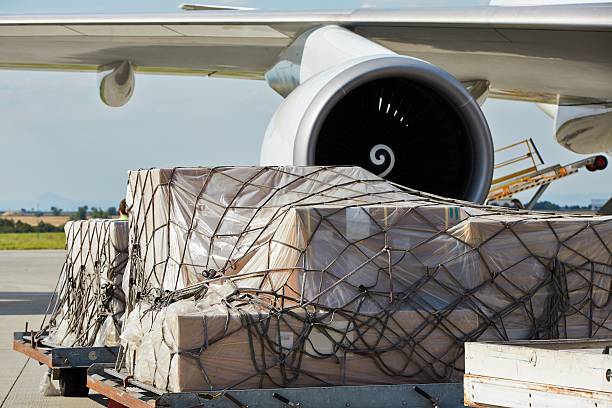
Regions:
[[47, 219, 128, 347], [119, 166, 612, 391]]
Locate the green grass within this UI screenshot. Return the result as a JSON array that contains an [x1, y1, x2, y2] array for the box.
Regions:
[[0, 232, 65, 250]]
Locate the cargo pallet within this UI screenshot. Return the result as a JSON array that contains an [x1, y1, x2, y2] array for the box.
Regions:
[[12, 330, 119, 397]]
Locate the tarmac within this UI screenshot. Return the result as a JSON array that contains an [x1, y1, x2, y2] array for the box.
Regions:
[[0, 250, 105, 407]]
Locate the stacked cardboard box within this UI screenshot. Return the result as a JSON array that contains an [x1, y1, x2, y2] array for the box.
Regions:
[[120, 166, 612, 391]]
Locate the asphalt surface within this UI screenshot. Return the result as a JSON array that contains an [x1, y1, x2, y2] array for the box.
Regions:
[[0, 250, 105, 407]]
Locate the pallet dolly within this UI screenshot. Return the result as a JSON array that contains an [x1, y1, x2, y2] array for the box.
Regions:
[[12, 329, 119, 397]]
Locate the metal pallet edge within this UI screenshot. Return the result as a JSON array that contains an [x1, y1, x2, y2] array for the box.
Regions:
[[86, 364, 465, 408], [88, 365, 155, 408], [12, 331, 119, 368]]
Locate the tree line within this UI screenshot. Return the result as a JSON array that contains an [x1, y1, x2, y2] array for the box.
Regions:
[[0, 218, 64, 233], [71, 206, 117, 220], [17, 206, 117, 219], [531, 201, 594, 211], [0, 205, 119, 234]]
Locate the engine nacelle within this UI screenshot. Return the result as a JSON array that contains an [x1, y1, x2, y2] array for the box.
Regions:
[[555, 101, 612, 154], [261, 54, 493, 203], [98, 60, 135, 107]]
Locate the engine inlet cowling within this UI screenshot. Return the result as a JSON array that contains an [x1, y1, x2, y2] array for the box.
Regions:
[[261, 55, 493, 203]]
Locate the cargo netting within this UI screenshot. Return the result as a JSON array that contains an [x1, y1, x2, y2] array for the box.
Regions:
[[117, 166, 612, 391], [41, 219, 128, 347]]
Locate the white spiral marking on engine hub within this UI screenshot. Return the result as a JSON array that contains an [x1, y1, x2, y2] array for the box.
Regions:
[[369, 144, 395, 178]]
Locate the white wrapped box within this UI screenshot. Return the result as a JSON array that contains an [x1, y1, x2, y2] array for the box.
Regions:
[[48, 219, 128, 346]]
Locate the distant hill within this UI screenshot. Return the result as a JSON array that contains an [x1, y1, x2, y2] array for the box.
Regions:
[[0, 192, 115, 212], [31, 192, 81, 211]]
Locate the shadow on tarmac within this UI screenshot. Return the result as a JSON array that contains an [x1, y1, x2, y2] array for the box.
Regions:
[[0, 292, 55, 315]]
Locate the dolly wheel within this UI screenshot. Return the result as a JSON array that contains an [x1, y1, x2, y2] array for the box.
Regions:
[[59, 368, 89, 397]]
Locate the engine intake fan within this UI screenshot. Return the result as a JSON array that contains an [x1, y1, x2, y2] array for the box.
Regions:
[[261, 55, 493, 203]]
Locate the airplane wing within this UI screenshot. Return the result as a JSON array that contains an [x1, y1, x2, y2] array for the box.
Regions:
[[0, 3, 611, 103]]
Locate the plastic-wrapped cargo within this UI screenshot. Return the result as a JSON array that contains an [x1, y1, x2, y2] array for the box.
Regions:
[[120, 166, 612, 391], [46, 219, 128, 347]]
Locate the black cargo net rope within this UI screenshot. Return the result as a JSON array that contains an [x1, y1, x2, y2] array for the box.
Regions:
[[39, 220, 128, 347], [115, 166, 611, 391]]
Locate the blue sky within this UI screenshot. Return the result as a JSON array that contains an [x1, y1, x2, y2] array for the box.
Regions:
[[0, 0, 609, 210]]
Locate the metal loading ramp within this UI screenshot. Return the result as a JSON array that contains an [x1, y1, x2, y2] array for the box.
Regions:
[[487, 139, 608, 209], [464, 339, 612, 408]]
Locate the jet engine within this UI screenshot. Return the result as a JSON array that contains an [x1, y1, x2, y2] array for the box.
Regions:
[[261, 27, 493, 203]]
